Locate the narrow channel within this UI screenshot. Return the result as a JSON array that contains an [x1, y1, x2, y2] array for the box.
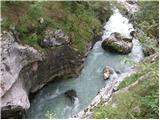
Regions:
[[26, 8, 144, 119]]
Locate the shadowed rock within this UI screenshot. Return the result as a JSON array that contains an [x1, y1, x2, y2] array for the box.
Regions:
[[64, 89, 78, 103]]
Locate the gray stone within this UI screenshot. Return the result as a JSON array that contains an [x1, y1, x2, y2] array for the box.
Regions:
[[102, 32, 133, 54], [103, 66, 114, 80], [40, 29, 70, 48], [0, 32, 42, 118], [1, 30, 84, 118]]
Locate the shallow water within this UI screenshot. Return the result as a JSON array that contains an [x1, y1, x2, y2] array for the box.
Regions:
[[26, 9, 144, 119]]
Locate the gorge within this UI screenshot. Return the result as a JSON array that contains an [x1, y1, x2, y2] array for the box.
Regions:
[[26, 7, 144, 119], [1, 1, 158, 119]]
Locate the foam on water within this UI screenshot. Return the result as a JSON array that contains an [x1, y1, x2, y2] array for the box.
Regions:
[[26, 8, 144, 119], [102, 9, 134, 40]]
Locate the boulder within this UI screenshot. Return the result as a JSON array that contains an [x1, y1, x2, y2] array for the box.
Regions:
[[103, 66, 114, 80], [39, 29, 70, 48], [102, 32, 133, 54], [130, 31, 136, 38], [64, 89, 78, 103]]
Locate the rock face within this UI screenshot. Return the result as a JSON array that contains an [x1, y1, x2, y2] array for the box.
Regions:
[[31, 45, 83, 93], [102, 32, 133, 54], [1, 30, 83, 118], [0, 32, 42, 118], [103, 66, 114, 80], [30, 29, 83, 92]]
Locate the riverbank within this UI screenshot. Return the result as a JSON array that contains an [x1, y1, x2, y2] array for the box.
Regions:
[[26, 4, 144, 118], [1, 1, 113, 118], [88, 1, 159, 119], [0, 1, 159, 119]]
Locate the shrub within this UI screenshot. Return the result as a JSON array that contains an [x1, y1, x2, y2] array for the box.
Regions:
[[134, 1, 159, 39]]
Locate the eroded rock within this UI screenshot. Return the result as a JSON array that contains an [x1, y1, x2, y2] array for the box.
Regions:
[[31, 45, 83, 93], [1, 30, 84, 118], [0, 32, 42, 118]]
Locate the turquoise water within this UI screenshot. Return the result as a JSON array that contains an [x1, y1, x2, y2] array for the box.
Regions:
[[26, 9, 144, 119]]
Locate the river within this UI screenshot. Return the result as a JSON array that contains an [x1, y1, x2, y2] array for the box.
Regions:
[[26, 8, 144, 119]]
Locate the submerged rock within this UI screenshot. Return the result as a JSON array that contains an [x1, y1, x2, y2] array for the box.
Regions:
[[102, 32, 133, 54], [65, 89, 78, 103]]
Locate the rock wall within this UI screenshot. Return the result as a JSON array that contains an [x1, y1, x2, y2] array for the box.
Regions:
[[1, 32, 42, 118], [31, 45, 83, 93], [0, 31, 83, 118]]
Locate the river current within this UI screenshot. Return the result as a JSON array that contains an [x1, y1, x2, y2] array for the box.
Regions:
[[26, 8, 144, 119]]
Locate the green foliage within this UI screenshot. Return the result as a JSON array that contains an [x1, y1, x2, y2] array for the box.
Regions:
[[93, 59, 159, 119], [1, 1, 112, 54], [134, 1, 159, 39], [120, 56, 136, 66], [23, 33, 39, 47], [93, 105, 108, 119], [118, 60, 158, 90], [93, 92, 141, 119], [27, 2, 43, 20], [44, 111, 56, 119], [117, 73, 142, 90]]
